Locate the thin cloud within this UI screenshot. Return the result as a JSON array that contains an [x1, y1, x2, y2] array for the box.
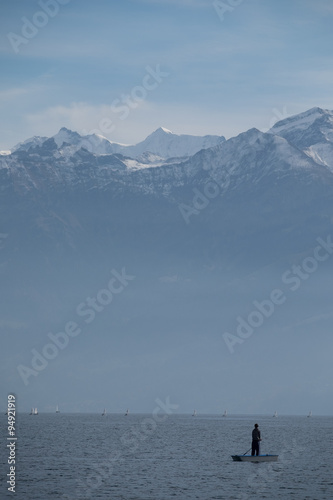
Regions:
[[141, 0, 209, 6], [0, 320, 26, 330], [284, 311, 333, 330], [303, 0, 333, 14], [0, 87, 29, 102], [22, 98, 280, 146]]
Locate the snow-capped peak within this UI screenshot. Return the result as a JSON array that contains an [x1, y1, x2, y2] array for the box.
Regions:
[[144, 127, 174, 139], [127, 127, 225, 157], [11, 135, 48, 153], [53, 127, 82, 148], [268, 107, 333, 170], [269, 107, 333, 135]]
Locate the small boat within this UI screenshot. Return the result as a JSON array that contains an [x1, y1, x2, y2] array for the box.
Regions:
[[30, 408, 34, 415], [223, 410, 227, 417], [125, 409, 129, 416], [102, 408, 106, 416], [192, 409, 197, 417], [307, 411, 312, 418], [56, 405, 60, 413], [232, 454, 278, 462], [273, 411, 278, 417], [33, 408, 38, 415]]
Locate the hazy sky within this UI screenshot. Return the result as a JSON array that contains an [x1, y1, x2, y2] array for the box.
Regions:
[[1, 0, 333, 149]]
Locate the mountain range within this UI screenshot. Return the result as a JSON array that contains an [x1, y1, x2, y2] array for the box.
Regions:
[[2, 107, 333, 262], [9, 126, 225, 159], [1, 106, 333, 414]]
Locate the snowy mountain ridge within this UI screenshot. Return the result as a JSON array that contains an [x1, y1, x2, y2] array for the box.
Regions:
[[269, 107, 333, 135], [268, 106, 333, 170], [11, 126, 226, 160], [2, 107, 333, 198]]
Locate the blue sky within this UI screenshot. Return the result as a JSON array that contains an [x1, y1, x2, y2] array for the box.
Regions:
[[1, 0, 333, 149]]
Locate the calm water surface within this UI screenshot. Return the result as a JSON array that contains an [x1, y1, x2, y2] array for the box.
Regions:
[[1, 414, 333, 499]]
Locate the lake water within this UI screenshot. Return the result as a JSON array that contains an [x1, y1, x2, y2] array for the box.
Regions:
[[1, 413, 333, 499]]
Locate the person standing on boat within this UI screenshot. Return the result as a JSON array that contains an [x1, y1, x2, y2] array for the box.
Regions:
[[251, 423, 261, 456]]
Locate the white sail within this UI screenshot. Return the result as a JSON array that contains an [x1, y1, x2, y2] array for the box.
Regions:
[[307, 411, 312, 417], [192, 409, 197, 416], [56, 405, 60, 413], [34, 408, 38, 415], [102, 408, 106, 416], [273, 411, 278, 417], [223, 410, 227, 417]]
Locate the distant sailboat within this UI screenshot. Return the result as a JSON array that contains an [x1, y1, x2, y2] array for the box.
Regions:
[[56, 405, 60, 413], [273, 411, 278, 417], [223, 410, 227, 417], [102, 408, 106, 416], [307, 411, 312, 418], [192, 409, 197, 417], [125, 409, 129, 416], [31, 408, 38, 415], [30, 408, 33, 415]]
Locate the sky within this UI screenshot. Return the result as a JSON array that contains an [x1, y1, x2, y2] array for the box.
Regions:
[[1, 0, 333, 150]]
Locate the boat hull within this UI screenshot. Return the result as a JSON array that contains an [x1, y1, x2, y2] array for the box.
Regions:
[[232, 455, 278, 462]]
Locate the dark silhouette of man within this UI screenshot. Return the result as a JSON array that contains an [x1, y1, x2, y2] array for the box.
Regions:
[[251, 423, 261, 456]]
